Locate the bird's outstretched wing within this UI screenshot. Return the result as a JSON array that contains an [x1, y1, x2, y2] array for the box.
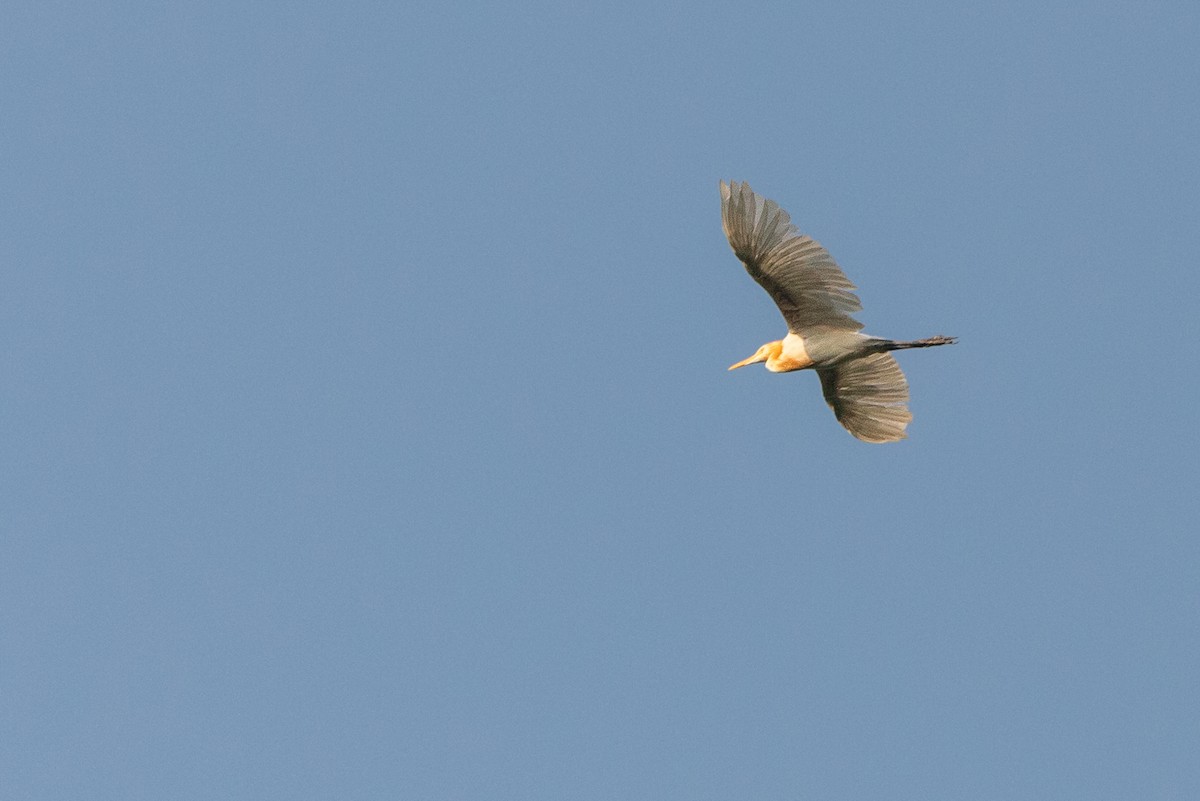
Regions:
[[817, 354, 912, 443], [720, 180, 863, 335]]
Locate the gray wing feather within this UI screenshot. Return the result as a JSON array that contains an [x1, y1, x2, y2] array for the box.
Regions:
[[720, 180, 864, 335], [817, 354, 912, 443]]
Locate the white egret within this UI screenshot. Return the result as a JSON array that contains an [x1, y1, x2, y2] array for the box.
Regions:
[[722, 181, 955, 442]]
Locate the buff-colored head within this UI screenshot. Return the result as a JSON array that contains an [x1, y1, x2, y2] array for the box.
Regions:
[[728, 341, 782, 371]]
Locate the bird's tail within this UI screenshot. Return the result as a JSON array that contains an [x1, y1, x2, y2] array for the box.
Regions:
[[885, 335, 957, 350]]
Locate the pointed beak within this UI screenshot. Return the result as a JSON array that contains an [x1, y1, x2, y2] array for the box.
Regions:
[[728, 354, 759, 371]]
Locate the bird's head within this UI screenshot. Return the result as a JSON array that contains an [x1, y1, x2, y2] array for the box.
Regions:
[[728, 341, 781, 371]]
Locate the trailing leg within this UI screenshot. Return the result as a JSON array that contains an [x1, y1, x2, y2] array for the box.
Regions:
[[886, 335, 957, 350]]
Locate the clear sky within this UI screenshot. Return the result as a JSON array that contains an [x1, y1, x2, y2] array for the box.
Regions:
[[3, 2, 1198, 799]]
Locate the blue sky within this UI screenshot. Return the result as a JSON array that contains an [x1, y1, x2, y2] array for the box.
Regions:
[[3, 1, 1198, 799]]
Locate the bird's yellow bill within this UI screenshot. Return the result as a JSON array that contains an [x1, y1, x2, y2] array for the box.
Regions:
[[728, 355, 760, 371]]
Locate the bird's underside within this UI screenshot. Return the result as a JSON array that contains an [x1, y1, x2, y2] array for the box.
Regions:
[[720, 180, 955, 443]]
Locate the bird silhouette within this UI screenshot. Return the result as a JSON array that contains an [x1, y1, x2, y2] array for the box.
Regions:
[[722, 180, 955, 442]]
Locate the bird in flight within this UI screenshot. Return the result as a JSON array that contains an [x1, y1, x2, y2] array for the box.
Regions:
[[721, 180, 955, 443]]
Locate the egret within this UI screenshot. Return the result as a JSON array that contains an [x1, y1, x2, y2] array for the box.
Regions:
[[722, 180, 955, 443]]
